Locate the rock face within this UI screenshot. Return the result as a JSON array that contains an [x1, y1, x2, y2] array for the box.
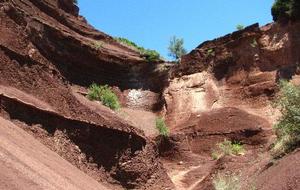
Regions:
[[0, 0, 172, 189], [161, 22, 300, 189], [57, 0, 79, 16], [164, 22, 300, 130]]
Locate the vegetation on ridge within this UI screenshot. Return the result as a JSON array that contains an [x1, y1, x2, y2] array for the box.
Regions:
[[115, 37, 161, 62], [236, 24, 245, 30]]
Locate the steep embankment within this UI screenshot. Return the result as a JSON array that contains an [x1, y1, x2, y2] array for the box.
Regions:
[[0, 0, 172, 189], [160, 22, 300, 189], [0, 117, 109, 190]]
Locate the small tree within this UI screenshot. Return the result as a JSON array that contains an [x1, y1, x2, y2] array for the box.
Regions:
[[271, 0, 300, 22], [290, 0, 300, 20], [236, 24, 245, 30], [271, 0, 291, 21], [168, 36, 187, 61]]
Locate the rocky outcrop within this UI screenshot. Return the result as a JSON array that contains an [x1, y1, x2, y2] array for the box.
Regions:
[[164, 22, 300, 130]]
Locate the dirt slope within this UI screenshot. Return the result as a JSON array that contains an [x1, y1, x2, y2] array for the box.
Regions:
[[0, 116, 110, 190], [255, 149, 300, 190]]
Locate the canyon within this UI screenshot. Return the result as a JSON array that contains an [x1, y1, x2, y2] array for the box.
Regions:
[[0, 0, 299, 190]]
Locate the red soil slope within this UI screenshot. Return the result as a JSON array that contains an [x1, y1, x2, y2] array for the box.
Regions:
[[1, 0, 300, 189], [0, 116, 110, 190]]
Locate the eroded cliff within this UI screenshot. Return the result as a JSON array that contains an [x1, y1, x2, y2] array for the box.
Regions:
[[0, 0, 300, 190], [0, 0, 172, 189]]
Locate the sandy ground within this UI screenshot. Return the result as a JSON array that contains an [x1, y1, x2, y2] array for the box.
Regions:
[[0, 117, 110, 190], [118, 108, 158, 137]]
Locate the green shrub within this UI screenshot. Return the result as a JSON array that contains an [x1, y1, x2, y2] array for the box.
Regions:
[[272, 80, 300, 157], [87, 84, 120, 110], [271, 0, 300, 22], [213, 173, 241, 190], [155, 117, 169, 137], [272, 0, 290, 21], [212, 140, 245, 159], [236, 24, 245, 30], [142, 49, 161, 62], [115, 37, 161, 62], [231, 142, 245, 155], [73, 0, 78, 4], [168, 36, 187, 61]]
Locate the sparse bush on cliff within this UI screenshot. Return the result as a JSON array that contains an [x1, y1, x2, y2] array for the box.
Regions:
[[168, 36, 187, 61], [236, 24, 245, 30], [115, 37, 139, 49], [155, 117, 169, 137], [87, 84, 120, 110], [211, 140, 245, 160], [272, 80, 300, 157], [115, 37, 161, 62], [142, 49, 161, 62], [73, 0, 78, 5], [272, 0, 300, 22]]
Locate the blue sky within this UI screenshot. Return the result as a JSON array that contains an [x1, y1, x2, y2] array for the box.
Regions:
[[78, 0, 274, 59]]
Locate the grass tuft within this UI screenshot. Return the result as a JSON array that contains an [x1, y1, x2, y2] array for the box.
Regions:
[[155, 117, 169, 137], [211, 139, 245, 160]]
